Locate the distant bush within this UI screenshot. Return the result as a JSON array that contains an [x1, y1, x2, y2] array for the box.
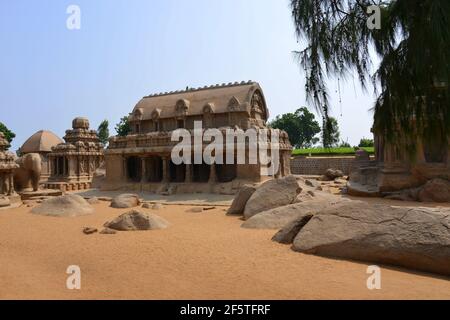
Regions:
[[292, 147, 374, 156]]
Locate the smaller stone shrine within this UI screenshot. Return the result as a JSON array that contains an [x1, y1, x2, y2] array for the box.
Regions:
[[45, 117, 104, 191], [0, 132, 20, 207]]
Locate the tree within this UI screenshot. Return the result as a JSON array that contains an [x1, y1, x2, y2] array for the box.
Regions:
[[0, 122, 16, 150], [291, 0, 450, 152], [97, 119, 110, 146], [339, 140, 351, 148], [269, 107, 321, 148], [115, 116, 131, 137], [322, 116, 340, 148], [358, 137, 374, 147]]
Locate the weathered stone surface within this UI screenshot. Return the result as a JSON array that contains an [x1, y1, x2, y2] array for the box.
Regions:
[[105, 210, 168, 231], [87, 197, 100, 205], [293, 202, 450, 276], [100, 227, 117, 235], [305, 179, 320, 188], [418, 179, 450, 203], [242, 196, 354, 229], [227, 185, 256, 215], [243, 176, 302, 219], [83, 227, 98, 235], [152, 203, 163, 210], [272, 214, 314, 244], [31, 194, 94, 217], [0, 196, 10, 208], [142, 203, 151, 209], [322, 169, 344, 181], [110, 194, 140, 208]]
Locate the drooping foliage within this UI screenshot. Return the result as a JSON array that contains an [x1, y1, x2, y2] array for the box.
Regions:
[[291, 0, 450, 151], [97, 119, 110, 146]]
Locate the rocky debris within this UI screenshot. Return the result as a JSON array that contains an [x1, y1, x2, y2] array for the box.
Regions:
[[87, 197, 100, 205], [292, 202, 450, 276], [272, 214, 314, 244], [307, 190, 315, 197], [294, 193, 314, 203], [100, 227, 117, 235], [418, 179, 450, 203], [242, 196, 355, 229], [105, 210, 168, 231], [321, 169, 344, 181], [110, 194, 141, 208], [0, 197, 11, 207], [31, 194, 94, 217], [227, 185, 256, 215], [142, 203, 151, 209], [83, 227, 98, 235], [305, 179, 320, 188], [244, 176, 302, 220]]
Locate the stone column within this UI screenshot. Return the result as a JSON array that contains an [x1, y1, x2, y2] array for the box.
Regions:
[[185, 163, 192, 183], [209, 164, 217, 183], [141, 157, 147, 183], [162, 157, 169, 183], [8, 172, 15, 195]]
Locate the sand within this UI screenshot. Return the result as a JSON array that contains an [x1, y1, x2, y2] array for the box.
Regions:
[[0, 199, 449, 300]]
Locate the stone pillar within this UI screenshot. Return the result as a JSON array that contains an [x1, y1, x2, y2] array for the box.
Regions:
[[209, 164, 217, 183], [8, 172, 15, 195], [162, 157, 169, 183], [56, 157, 60, 176], [141, 157, 147, 183], [185, 163, 192, 183]]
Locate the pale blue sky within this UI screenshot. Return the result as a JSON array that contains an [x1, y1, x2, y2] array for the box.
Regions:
[[0, 0, 375, 151]]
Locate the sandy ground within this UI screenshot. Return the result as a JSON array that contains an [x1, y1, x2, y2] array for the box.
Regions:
[[0, 198, 449, 300]]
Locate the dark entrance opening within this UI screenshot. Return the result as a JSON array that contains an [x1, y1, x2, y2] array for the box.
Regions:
[[127, 156, 141, 182], [216, 164, 237, 182], [193, 163, 210, 182], [147, 156, 163, 182], [169, 160, 186, 182]]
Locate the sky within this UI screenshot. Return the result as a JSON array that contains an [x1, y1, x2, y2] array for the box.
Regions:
[[0, 0, 376, 152]]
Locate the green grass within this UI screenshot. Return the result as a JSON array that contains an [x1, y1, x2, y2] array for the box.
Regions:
[[292, 147, 374, 156]]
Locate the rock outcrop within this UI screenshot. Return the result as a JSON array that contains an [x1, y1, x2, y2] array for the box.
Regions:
[[243, 176, 301, 219], [227, 185, 256, 215], [292, 202, 450, 276], [31, 194, 94, 217], [272, 214, 314, 244], [110, 194, 140, 208], [105, 210, 168, 231], [418, 179, 450, 203]]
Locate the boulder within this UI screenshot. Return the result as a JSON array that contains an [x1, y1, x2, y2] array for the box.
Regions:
[[322, 169, 344, 181], [227, 185, 256, 215], [142, 203, 151, 209], [242, 196, 354, 229], [272, 214, 314, 244], [105, 210, 168, 231], [83, 227, 98, 235], [243, 176, 302, 219], [305, 179, 320, 188], [87, 197, 100, 205], [293, 202, 450, 276], [110, 194, 140, 208], [418, 179, 450, 203], [100, 227, 117, 235], [31, 194, 94, 217], [0, 196, 10, 208]]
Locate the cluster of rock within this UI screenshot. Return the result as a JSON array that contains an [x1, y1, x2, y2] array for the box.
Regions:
[[229, 175, 450, 276], [384, 178, 450, 203]]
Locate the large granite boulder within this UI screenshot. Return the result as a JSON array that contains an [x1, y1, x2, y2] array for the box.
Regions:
[[243, 176, 302, 219], [272, 214, 314, 244], [32, 194, 94, 217], [418, 179, 450, 203], [105, 210, 168, 231], [293, 202, 450, 276], [110, 194, 140, 208], [242, 196, 354, 229], [227, 185, 256, 215]]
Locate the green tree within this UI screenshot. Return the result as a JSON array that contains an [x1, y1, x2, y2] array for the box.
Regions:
[[269, 107, 321, 148], [97, 119, 110, 146], [0, 122, 16, 150], [358, 137, 374, 147], [115, 116, 131, 137], [322, 116, 340, 148], [339, 140, 351, 148], [291, 0, 450, 151]]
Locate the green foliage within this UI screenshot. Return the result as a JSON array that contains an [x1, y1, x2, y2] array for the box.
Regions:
[[293, 147, 374, 156], [269, 107, 321, 148], [115, 116, 131, 137], [97, 119, 110, 146], [321, 116, 340, 148], [339, 140, 351, 148], [291, 0, 450, 151], [358, 137, 374, 147], [0, 122, 16, 150]]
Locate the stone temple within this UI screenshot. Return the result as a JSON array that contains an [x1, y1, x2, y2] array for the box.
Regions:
[[45, 117, 104, 191], [0, 132, 20, 207], [104, 81, 292, 194]]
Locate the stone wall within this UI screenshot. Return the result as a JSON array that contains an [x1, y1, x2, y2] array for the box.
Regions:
[[290, 156, 356, 176]]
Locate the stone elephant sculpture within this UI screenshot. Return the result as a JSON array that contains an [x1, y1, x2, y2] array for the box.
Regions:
[[14, 153, 42, 192]]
